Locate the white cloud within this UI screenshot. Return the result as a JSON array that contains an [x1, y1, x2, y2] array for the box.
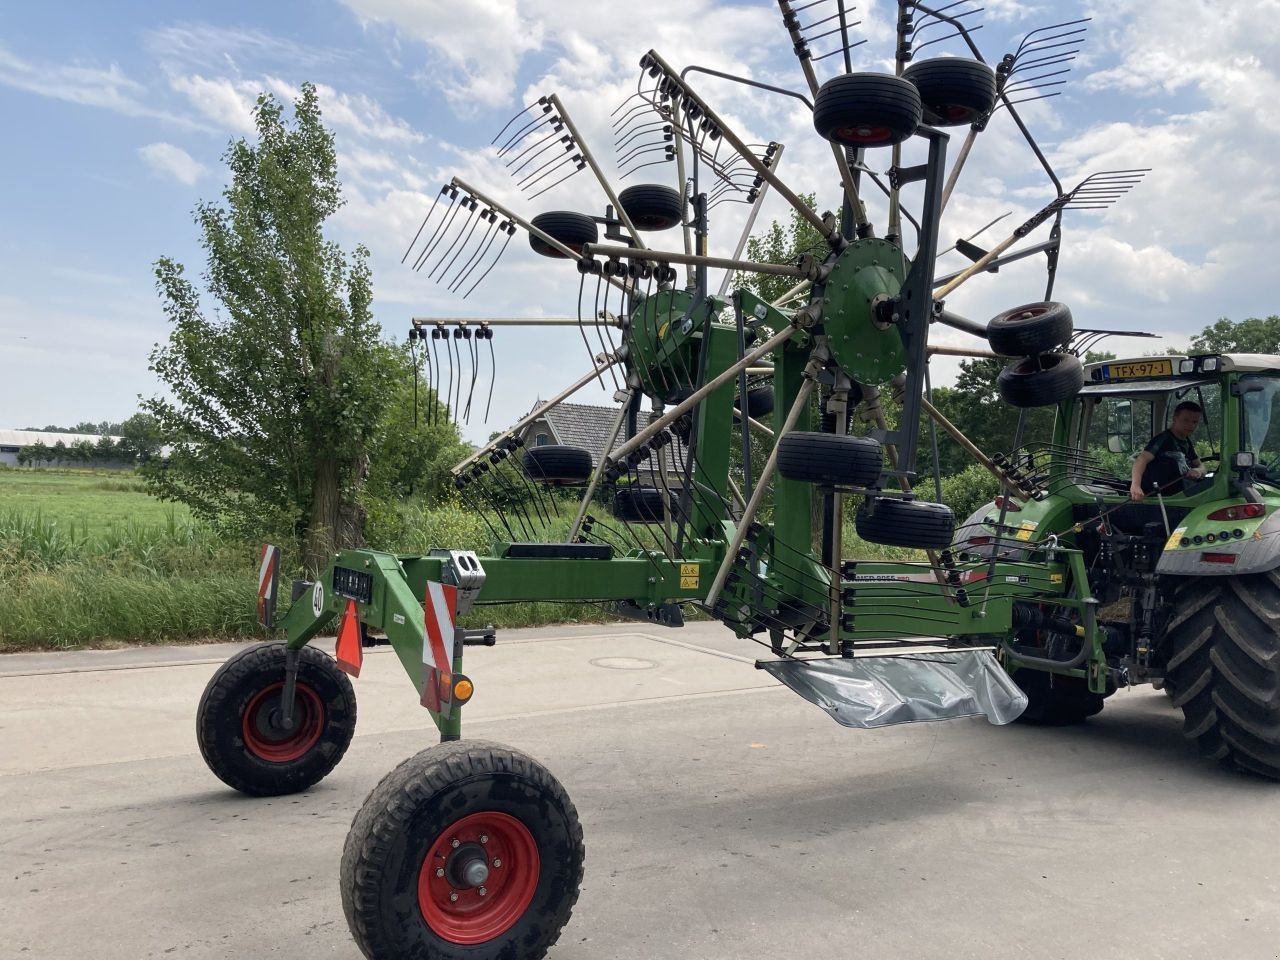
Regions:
[[138, 142, 207, 185], [0, 44, 200, 128], [168, 74, 260, 133]]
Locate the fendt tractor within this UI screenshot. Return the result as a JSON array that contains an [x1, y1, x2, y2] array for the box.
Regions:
[[192, 3, 1280, 958]]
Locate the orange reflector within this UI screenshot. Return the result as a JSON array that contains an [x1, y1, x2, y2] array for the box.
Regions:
[[453, 677, 475, 702]]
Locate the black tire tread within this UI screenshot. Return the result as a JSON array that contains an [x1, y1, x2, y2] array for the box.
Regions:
[[777, 432, 883, 488], [902, 57, 998, 126], [196, 641, 356, 796], [523, 445, 593, 483], [618, 184, 685, 231], [986, 301, 1074, 357], [529, 211, 598, 259], [1166, 573, 1280, 778], [813, 73, 923, 147], [341, 740, 585, 960], [996, 353, 1084, 408], [855, 497, 955, 549]]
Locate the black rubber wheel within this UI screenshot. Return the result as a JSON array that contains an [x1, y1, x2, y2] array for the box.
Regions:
[[855, 497, 955, 549], [528, 211, 598, 259], [777, 432, 883, 487], [341, 740, 585, 960], [902, 57, 998, 127], [813, 73, 923, 147], [1165, 574, 1280, 779], [734, 385, 775, 419], [996, 353, 1084, 408], [1010, 669, 1107, 726], [618, 184, 685, 231], [522, 445, 593, 484], [987, 301, 1074, 357], [197, 642, 356, 796], [613, 486, 668, 523]]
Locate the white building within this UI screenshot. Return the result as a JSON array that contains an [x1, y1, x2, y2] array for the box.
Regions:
[[0, 429, 125, 467]]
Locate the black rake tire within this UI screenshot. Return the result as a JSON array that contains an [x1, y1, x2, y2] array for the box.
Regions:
[[341, 740, 585, 960], [613, 486, 669, 523], [855, 497, 955, 549], [1165, 573, 1280, 779], [735, 384, 775, 419], [902, 57, 998, 127], [618, 184, 686, 231], [196, 642, 356, 797], [1010, 669, 1107, 726], [528, 211, 598, 259], [813, 73, 923, 147], [996, 352, 1084, 408], [777, 432, 883, 488], [522, 444, 593, 484], [986, 301, 1074, 357]]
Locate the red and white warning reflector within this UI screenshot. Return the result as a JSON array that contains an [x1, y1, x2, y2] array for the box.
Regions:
[[256, 544, 281, 629], [421, 581, 459, 713]]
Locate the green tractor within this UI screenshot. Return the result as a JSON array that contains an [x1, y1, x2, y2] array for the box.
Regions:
[[956, 352, 1280, 769], [189, 5, 1274, 959]]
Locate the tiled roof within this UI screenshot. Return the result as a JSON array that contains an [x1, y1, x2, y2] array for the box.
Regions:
[[534, 402, 690, 470]]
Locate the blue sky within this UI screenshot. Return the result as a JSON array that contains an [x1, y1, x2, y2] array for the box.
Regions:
[[2, 0, 1278, 443]]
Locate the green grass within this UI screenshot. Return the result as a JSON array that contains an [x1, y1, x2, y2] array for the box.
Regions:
[[0, 467, 928, 652]]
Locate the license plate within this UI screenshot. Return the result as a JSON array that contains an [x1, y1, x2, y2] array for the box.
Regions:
[[1103, 359, 1172, 380]]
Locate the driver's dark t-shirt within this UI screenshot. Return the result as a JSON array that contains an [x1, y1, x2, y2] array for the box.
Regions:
[[1142, 430, 1197, 494]]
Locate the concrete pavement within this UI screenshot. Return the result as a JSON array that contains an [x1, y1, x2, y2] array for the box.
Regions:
[[2, 622, 1278, 959]]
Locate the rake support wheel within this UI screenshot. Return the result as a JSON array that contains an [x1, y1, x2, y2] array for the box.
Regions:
[[522, 445, 593, 484], [902, 57, 998, 127], [987, 301, 1074, 357], [528, 211, 598, 259], [618, 184, 686, 231], [777, 432, 883, 488], [813, 73, 923, 147], [855, 498, 955, 550], [996, 353, 1084, 408]]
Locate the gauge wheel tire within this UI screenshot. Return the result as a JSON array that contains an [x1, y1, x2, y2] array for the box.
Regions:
[[1165, 574, 1280, 779], [735, 385, 775, 419], [522, 445, 594, 484], [902, 57, 998, 127], [777, 432, 884, 488], [997, 353, 1084, 408], [613, 486, 669, 524], [813, 73, 923, 147], [1010, 669, 1107, 726], [197, 642, 356, 797], [618, 184, 686, 231], [528, 211, 598, 259], [855, 497, 955, 549], [987, 301, 1074, 357], [341, 740, 585, 960]]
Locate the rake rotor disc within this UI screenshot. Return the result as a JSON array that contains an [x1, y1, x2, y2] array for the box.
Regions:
[[817, 238, 908, 385]]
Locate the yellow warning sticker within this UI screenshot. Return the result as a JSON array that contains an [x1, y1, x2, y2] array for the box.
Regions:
[[680, 576, 699, 589], [1015, 521, 1037, 542], [1050, 573, 1064, 584], [680, 564, 700, 590], [1165, 526, 1187, 551]]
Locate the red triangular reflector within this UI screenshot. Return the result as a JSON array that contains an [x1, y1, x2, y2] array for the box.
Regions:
[[335, 599, 363, 677]]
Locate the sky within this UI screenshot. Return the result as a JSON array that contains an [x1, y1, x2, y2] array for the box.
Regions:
[[1, 0, 1278, 444]]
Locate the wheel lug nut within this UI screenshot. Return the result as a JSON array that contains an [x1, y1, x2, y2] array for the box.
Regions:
[[451, 839, 460, 849], [492, 858, 502, 868], [450, 892, 459, 902], [480, 834, 489, 844], [435, 868, 445, 878], [479, 887, 487, 897]]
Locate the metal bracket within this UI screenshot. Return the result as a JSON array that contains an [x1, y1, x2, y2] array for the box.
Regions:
[[280, 646, 300, 731], [429, 549, 488, 615]]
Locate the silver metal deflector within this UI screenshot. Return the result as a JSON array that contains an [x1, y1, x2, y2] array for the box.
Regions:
[[759, 650, 1028, 729]]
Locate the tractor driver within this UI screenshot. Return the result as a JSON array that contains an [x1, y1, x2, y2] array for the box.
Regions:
[[1129, 401, 1205, 501]]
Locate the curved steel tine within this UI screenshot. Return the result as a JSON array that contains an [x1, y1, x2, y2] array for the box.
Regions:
[[463, 223, 516, 300]]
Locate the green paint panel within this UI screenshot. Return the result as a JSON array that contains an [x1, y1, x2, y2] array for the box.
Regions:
[[821, 237, 908, 385]]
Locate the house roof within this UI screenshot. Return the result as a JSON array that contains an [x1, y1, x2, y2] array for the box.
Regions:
[[528, 402, 689, 470], [0, 430, 121, 447]]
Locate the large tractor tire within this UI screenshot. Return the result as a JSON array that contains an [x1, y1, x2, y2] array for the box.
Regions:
[[1165, 573, 1280, 779]]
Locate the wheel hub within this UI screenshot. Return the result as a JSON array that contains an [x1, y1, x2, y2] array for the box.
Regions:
[[812, 237, 908, 384], [241, 682, 324, 763]]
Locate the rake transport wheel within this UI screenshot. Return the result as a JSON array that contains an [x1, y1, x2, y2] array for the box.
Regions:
[[613, 485, 668, 523], [813, 73, 923, 147], [777, 432, 883, 487], [618, 183, 686, 231], [901, 57, 998, 127], [1165, 574, 1280, 779], [986, 301, 1074, 357], [996, 353, 1084, 408], [197, 642, 356, 796], [528, 211, 599, 258], [522, 444, 593, 484], [855, 497, 955, 550], [1010, 669, 1107, 726], [341, 740, 585, 960]]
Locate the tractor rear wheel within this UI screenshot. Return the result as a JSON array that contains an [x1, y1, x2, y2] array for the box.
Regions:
[[1165, 573, 1280, 779], [341, 740, 584, 960], [197, 642, 357, 796]]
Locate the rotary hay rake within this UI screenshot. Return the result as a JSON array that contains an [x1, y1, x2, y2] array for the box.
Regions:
[[195, 3, 1161, 957]]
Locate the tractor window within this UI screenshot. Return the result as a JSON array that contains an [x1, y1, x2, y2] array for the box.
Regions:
[[1082, 395, 1154, 480], [1239, 376, 1280, 469]]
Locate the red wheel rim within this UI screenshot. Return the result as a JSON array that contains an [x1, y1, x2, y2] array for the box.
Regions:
[[418, 811, 541, 945], [834, 124, 894, 145], [241, 682, 324, 763]]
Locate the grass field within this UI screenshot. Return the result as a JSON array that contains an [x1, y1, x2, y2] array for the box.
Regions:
[[0, 467, 928, 652]]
